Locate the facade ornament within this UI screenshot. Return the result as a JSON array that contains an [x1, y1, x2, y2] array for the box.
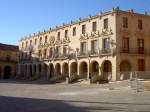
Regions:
[[63, 37, 70, 44], [89, 31, 100, 39], [79, 33, 89, 41], [55, 39, 62, 45], [101, 29, 113, 36]]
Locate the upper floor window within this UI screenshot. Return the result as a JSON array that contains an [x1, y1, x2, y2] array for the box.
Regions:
[[26, 41, 28, 48], [6, 55, 11, 61], [91, 40, 98, 52], [138, 39, 144, 54], [103, 38, 110, 49], [122, 37, 129, 52], [123, 17, 128, 28], [22, 42, 24, 48], [80, 42, 87, 54], [39, 37, 42, 44], [57, 32, 60, 40], [138, 19, 143, 30], [45, 36, 47, 43], [73, 27, 76, 36], [65, 30, 68, 38], [30, 40, 32, 46], [104, 18, 108, 29], [92, 21, 97, 32], [35, 39, 37, 45], [82, 24, 86, 34]]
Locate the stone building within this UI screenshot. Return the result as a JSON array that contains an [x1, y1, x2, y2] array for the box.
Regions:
[[0, 43, 18, 79], [18, 8, 150, 83]]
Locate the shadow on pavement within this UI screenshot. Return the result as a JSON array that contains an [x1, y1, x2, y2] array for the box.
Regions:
[[0, 96, 127, 112]]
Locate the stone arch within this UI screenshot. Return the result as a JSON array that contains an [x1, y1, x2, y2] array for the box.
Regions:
[[49, 63, 54, 77], [70, 62, 77, 76], [101, 60, 112, 82], [43, 63, 48, 76], [90, 61, 99, 76], [120, 60, 132, 72], [3, 66, 12, 79], [79, 61, 88, 79], [55, 63, 61, 75], [62, 63, 69, 77]]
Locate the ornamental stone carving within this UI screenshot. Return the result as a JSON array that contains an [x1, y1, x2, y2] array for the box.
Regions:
[[79, 33, 88, 41], [101, 29, 113, 36], [89, 31, 100, 39], [49, 36, 55, 46], [63, 37, 70, 44], [55, 39, 62, 45]]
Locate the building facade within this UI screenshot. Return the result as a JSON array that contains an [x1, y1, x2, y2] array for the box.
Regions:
[[18, 8, 150, 83], [0, 43, 18, 79]]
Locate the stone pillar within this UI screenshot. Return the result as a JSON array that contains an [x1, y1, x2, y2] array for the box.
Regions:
[[68, 63, 71, 77], [87, 63, 90, 80], [77, 62, 79, 76]]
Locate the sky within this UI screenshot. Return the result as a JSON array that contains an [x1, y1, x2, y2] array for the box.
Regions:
[[0, 0, 150, 45]]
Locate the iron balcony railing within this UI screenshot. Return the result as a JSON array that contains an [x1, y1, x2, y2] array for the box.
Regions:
[[119, 48, 148, 55]]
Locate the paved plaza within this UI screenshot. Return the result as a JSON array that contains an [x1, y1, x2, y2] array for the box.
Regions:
[[0, 80, 150, 112]]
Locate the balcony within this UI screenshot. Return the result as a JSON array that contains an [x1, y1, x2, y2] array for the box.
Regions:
[[77, 52, 88, 58], [89, 50, 99, 56], [119, 48, 148, 55], [99, 48, 115, 56]]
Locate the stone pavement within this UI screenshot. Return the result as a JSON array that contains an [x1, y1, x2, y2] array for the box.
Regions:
[[0, 80, 150, 112]]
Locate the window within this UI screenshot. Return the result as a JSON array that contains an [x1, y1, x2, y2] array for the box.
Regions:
[[82, 24, 86, 34], [45, 36, 47, 43], [92, 22, 97, 32], [123, 17, 128, 28], [104, 18, 108, 29], [43, 49, 47, 58], [65, 30, 68, 38], [63, 45, 68, 55], [22, 42, 24, 48], [103, 38, 110, 49], [26, 41, 28, 48], [30, 40, 32, 46], [57, 32, 60, 40], [35, 39, 37, 45], [91, 40, 98, 53], [73, 27, 76, 36], [6, 55, 11, 61], [138, 19, 143, 30], [49, 48, 53, 58], [122, 38, 129, 52], [138, 39, 144, 54], [39, 37, 42, 44], [56, 46, 61, 57], [80, 42, 86, 54], [138, 59, 145, 71]]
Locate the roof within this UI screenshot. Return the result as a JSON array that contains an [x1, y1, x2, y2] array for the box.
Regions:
[[0, 43, 19, 52]]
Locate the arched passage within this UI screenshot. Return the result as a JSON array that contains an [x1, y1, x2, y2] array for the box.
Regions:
[[90, 61, 99, 77], [3, 66, 11, 79], [120, 60, 132, 80], [29, 64, 32, 77], [38, 64, 42, 76], [49, 63, 54, 77], [79, 62, 88, 79], [62, 63, 69, 77], [55, 63, 61, 75], [120, 60, 132, 72], [70, 62, 77, 76], [43, 64, 48, 76], [33, 64, 36, 76], [101, 60, 112, 82]]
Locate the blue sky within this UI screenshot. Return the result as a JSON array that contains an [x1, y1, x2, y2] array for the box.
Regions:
[[0, 0, 150, 45]]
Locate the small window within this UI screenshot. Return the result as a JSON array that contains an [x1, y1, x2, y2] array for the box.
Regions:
[[122, 37, 129, 52], [39, 37, 42, 44], [123, 17, 128, 28], [26, 41, 28, 48], [82, 24, 86, 34], [65, 30, 68, 38], [104, 18, 108, 29], [73, 27, 76, 36], [35, 39, 37, 45], [92, 22, 97, 32], [57, 32, 60, 40], [138, 19, 143, 30], [45, 36, 47, 43]]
